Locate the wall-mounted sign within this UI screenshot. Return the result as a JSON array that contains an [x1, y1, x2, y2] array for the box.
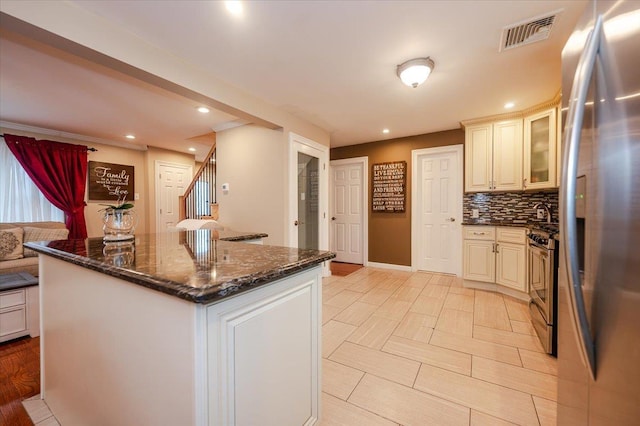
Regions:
[[88, 161, 135, 202], [372, 161, 406, 212]]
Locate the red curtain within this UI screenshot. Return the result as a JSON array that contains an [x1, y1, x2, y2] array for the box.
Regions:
[[4, 134, 88, 238]]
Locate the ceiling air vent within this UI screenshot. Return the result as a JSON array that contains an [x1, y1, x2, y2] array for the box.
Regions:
[[500, 9, 562, 51]]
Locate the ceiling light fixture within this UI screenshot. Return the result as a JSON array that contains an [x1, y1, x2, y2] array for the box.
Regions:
[[504, 102, 515, 109], [225, 1, 243, 16], [197, 107, 210, 113], [188, 147, 196, 152], [382, 129, 390, 134], [125, 134, 136, 140], [397, 57, 435, 88]]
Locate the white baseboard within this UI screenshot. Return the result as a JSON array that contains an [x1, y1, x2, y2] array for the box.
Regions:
[[366, 261, 412, 272]]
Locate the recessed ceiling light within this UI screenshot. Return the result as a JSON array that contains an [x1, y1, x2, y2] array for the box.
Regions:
[[225, 1, 243, 16], [197, 106, 210, 113], [125, 134, 136, 140], [382, 128, 390, 134], [504, 102, 515, 109], [188, 147, 196, 152]]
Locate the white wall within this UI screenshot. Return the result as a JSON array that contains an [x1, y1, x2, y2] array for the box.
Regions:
[[216, 126, 286, 246]]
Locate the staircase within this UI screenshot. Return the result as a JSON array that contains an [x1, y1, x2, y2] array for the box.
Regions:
[[179, 133, 217, 221]]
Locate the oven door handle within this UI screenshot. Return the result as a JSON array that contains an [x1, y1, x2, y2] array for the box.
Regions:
[[560, 15, 601, 379]]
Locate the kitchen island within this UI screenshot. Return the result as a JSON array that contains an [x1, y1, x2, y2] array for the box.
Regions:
[[26, 230, 335, 426]]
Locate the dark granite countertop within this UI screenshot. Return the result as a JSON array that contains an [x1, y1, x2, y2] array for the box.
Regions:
[[463, 221, 560, 238], [25, 230, 335, 305], [462, 221, 529, 227], [215, 229, 269, 242]]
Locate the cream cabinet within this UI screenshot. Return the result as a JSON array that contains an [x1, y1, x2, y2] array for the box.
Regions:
[[524, 108, 557, 190], [463, 239, 495, 282], [495, 228, 527, 292], [463, 226, 495, 282], [465, 119, 523, 192], [38, 254, 322, 426], [0, 286, 39, 343], [463, 226, 528, 297]]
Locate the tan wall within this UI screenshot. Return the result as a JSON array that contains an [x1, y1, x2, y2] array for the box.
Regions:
[[144, 146, 196, 234], [85, 145, 148, 238], [216, 125, 286, 246], [0, 126, 202, 238], [331, 129, 464, 266]]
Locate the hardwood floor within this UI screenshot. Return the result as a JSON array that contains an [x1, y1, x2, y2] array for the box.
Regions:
[[0, 267, 556, 425], [0, 336, 39, 426], [320, 267, 557, 426]]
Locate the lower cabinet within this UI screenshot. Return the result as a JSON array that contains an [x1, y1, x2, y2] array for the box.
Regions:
[[463, 240, 495, 282], [206, 268, 321, 426], [39, 254, 322, 426], [463, 226, 528, 298], [0, 286, 39, 343], [495, 242, 527, 292]]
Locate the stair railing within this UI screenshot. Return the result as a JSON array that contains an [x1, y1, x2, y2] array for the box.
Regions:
[[179, 134, 217, 221]]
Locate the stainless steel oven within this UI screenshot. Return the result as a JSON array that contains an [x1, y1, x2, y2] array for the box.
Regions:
[[528, 227, 559, 355]]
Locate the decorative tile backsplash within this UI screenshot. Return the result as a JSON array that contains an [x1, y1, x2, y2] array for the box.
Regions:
[[463, 191, 559, 224]]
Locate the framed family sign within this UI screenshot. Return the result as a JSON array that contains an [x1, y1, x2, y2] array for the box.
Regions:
[[88, 161, 135, 201], [372, 161, 406, 212]]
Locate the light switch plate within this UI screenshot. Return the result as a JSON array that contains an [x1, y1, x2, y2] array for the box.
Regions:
[[472, 209, 479, 218], [537, 209, 545, 219]]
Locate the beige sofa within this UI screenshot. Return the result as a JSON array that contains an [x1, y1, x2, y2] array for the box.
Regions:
[[0, 221, 68, 277]]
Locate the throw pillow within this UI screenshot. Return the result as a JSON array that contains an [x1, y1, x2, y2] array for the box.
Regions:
[[0, 228, 24, 260], [23, 226, 70, 257]]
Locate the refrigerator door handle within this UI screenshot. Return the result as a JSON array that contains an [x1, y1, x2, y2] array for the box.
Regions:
[[560, 15, 602, 380]]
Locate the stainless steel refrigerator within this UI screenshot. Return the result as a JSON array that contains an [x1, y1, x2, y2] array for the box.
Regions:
[[558, 0, 640, 424]]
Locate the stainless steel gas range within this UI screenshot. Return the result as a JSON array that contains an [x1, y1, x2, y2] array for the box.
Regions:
[[528, 224, 559, 355]]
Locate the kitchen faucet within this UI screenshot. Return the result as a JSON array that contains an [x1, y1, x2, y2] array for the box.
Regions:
[[534, 202, 553, 223]]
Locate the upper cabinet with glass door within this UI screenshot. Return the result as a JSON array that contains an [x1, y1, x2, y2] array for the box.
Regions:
[[524, 108, 557, 190]]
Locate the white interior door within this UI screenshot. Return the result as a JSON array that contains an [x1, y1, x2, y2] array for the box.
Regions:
[[330, 158, 366, 264], [288, 133, 328, 253], [155, 161, 192, 232], [412, 146, 463, 275]]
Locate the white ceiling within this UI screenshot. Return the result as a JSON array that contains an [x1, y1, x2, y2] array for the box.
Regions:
[[0, 0, 588, 157]]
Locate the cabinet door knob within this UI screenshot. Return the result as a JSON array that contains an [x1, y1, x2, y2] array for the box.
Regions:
[[331, 217, 336, 221], [446, 217, 456, 222]]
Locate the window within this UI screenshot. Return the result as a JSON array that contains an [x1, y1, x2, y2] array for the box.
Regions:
[[0, 138, 65, 222]]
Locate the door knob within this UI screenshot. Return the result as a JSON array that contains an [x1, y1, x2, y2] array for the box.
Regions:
[[294, 220, 299, 226], [331, 217, 336, 221]]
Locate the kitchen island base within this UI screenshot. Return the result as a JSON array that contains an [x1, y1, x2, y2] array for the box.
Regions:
[[39, 255, 322, 426]]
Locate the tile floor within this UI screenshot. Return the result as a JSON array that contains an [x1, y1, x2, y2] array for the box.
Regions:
[[21, 267, 557, 425], [319, 267, 557, 426], [22, 395, 58, 425]]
